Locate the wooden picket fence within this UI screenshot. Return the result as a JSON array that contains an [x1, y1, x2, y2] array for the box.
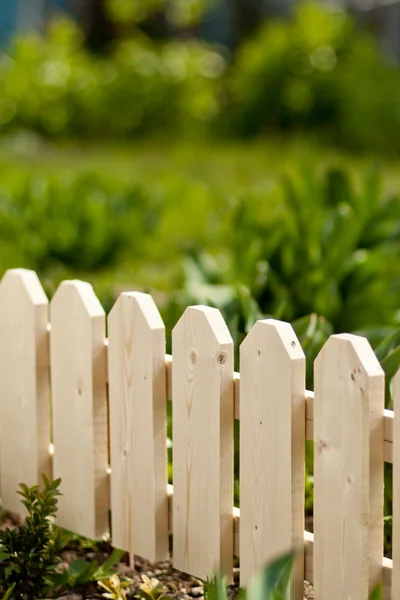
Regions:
[[0, 267, 399, 600]]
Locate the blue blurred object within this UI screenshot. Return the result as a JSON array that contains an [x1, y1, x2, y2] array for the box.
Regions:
[[0, 2, 16, 48], [0, 0, 74, 48]]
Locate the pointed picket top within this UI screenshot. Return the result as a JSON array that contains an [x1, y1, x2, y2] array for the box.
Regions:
[[0, 268, 48, 306], [240, 319, 305, 597], [240, 318, 305, 360], [51, 279, 105, 318], [108, 291, 165, 331], [108, 292, 168, 562], [392, 368, 400, 599], [172, 305, 234, 581], [314, 333, 384, 600], [50, 279, 108, 539], [315, 333, 384, 380], [174, 304, 233, 346], [0, 268, 51, 513]]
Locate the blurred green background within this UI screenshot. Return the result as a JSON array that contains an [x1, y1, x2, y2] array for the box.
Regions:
[[1, 0, 400, 555]]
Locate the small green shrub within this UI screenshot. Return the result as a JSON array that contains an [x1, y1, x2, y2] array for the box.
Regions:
[[0, 476, 128, 599], [0, 475, 62, 599]]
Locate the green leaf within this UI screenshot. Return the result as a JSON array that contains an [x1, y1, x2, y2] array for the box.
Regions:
[[66, 557, 100, 585], [247, 549, 297, 600], [96, 548, 125, 576], [203, 574, 228, 600], [375, 328, 400, 362], [369, 583, 383, 600], [1, 583, 16, 600]]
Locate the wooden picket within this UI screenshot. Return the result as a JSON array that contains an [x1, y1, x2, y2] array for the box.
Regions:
[[108, 292, 169, 562], [0, 269, 51, 513], [239, 319, 305, 597], [172, 306, 234, 581], [314, 334, 384, 600], [0, 267, 399, 599], [50, 280, 109, 539]]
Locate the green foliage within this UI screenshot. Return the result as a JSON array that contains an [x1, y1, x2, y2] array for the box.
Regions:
[[204, 550, 296, 600], [0, 476, 126, 599], [47, 548, 125, 589], [369, 584, 383, 600], [105, 0, 212, 28], [204, 574, 229, 600], [0, 584, 15, 600], [178, 166, 400, 392], [227, 1, 400, 153], [375, 329, 400, 409], [2, 1, 400, 153], [0, 475, 62, 599], [137, 574, 169, 600], [0, 172, 160, 274], [98, 574, 132, 600], [0, 16, 226, 139]]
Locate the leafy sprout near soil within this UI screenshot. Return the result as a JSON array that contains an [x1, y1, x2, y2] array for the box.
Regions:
[[203, 550, 297, 600], [0, 475, 126, 600], [137, 574, 170, 600], [98, 573, 133, 600], [47, 547, 126, 590]]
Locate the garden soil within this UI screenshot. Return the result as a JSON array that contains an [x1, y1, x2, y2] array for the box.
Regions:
[[0, 512, 313, 599]]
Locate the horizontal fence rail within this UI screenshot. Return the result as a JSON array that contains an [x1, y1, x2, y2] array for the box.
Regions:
[[0, 268, 397, 600]]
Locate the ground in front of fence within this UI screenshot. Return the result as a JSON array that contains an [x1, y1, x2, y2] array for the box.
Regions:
[[0, 512, 314, 599]]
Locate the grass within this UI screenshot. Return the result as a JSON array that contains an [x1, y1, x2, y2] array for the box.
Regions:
[[2, 132, 400, 190]]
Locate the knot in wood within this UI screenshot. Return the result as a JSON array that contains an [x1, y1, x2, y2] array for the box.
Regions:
[[216, 351, 227, 366], [190, 350, 198, 365]]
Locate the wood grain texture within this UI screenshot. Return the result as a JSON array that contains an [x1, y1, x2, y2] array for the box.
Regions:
[[108, 292, 168, 562], [50, 280, 109, 539], [0, 269, 51, 513], [239, 319, 305, 597], [167, 485, 394, 597], [167, 358, 396, 461], [393, 368, 400, 599], [172, 306, 234, 581], [314, 334, 384, 600]]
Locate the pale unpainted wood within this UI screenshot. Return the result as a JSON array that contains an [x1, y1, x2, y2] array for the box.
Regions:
[[0, 269, 51, 513], [172, 306, 234, 581], [314, 334, 384, 600], [108, 292, 168, 562], [239, 319, 305, 597], [393, 369, 400, 599], [50, 280, 109, 539], [303, 531, 392, 600], [168, 358, 397, 459], [167, 485, 393, 597]]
